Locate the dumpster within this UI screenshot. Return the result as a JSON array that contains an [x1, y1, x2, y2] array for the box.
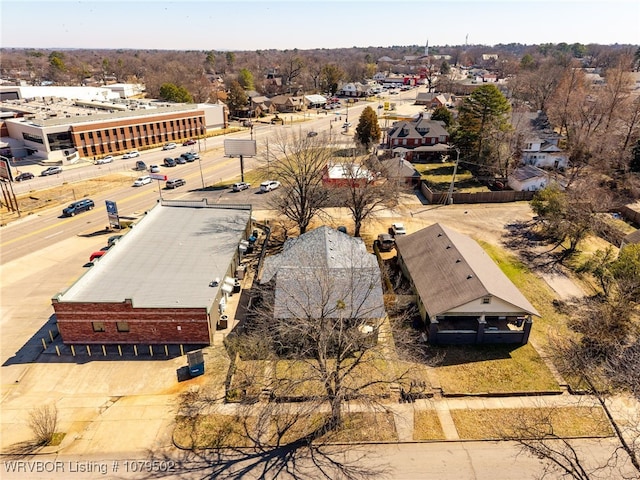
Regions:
[[187, 350, 205, 377]]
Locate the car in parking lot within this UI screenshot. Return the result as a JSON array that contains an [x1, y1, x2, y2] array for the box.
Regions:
[[343, 121, 352, 128], [260, 180, 280, 192], [132, 175, 152, 187], [163, 157, 176, 167], [149, 164, 161, 173], [89, 251, 105, 262], [391, 222, 407, 236], [182, 139, 196, 146], [307, 131, 318, 137], [14, 172, 34, 182], [162, 142, 177, 150], [62, 198, 95, 217], [40, 166, 62, 176], [232, 182, 251, 192], [107, 235, 123, 247], [166, 178, 186, 189], [122, 150, 140, 159]]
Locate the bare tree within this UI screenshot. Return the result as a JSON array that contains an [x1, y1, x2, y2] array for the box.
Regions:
[[260, 130, 333, 235], [28, 404, 58, 446], [334, 154, 401, 237]]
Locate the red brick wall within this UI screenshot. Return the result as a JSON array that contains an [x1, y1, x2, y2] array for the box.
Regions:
[[53, 299, 211, 345]]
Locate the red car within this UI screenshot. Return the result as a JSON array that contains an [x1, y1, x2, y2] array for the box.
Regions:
[[182, 139, 196, 146]]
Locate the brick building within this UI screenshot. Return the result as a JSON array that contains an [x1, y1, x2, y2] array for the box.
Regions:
[[52, 200, 252, 347]]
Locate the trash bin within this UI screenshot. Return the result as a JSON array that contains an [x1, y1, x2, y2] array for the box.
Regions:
[[187, 350, 205, 377], [233, 281, 241, 294], [219, 314, 228, 329]]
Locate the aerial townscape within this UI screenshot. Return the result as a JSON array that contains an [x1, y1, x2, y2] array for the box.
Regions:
[[1, 2, 640, 479]]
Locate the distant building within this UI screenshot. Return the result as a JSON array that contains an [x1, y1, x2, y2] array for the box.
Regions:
[[0, 85, 226, 162]]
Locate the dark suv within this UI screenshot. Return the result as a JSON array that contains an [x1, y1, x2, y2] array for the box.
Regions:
[[62, 199, 95, 217]]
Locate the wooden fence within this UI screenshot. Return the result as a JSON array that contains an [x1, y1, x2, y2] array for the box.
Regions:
[[419, 181, 536, 205]]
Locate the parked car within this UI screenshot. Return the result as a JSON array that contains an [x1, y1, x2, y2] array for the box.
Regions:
[[162, 142, 177, 150], [149, 164, 160, 173], [62, 198, 95, 217], [174, 156, 187, 164], [391, 222, 407, 236], [40, 166, 62, 176], [14, 172, 34, 182], [242, 120, 253, 127], [307, 131, 318, 137], [182, 139, 196, 146], [166, 178, 186, 189], [232, 182, 251, 192], [89, 251, 105, 262], [163, 157, 176, 167], [107, 235, 123, 247], [377, 233, 396, 252], [134, 160, 147, 171], [132, 175, 152, 187], [95, 155, 114, 165], [343, 121, 352, 128], [260, 180, 280, 192], [122, 150, 140, 159]]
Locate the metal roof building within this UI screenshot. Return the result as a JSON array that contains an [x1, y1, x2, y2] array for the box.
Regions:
[[52, 199, 252, 346]]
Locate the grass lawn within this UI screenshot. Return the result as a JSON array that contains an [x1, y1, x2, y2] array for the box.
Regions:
[[415, 162, 488, 193], [413, 410, 446, 440], [174, 411, 397, 448], [451, 406, 613, 440], [433, 343, 561, 395], [479, 241, 574, 348]]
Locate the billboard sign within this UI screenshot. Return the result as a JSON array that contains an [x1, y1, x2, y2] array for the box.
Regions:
[[0, 156, 12, 182], [224, 139, 257, 157], [150, 174, 167, 181], [105, 200, 120, 229]]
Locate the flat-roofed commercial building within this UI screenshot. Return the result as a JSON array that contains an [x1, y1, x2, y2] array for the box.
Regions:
[[52, 200, 252, 347], [0, 86, 226, 162]]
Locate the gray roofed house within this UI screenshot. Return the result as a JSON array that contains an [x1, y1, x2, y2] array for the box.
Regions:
[[380, 157, 421, 186], [395, 223, 538, 345], [386, 114, 450, 162], [260, 226, 385, 322], [508, 165, 555, 192]]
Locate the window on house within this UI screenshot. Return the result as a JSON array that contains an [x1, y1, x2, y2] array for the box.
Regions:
[[482, 297, 491, 304], [116, 322, 130, 332], [92, 322, 105, 332]]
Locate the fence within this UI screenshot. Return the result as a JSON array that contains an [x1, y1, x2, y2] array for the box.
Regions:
[[419, 181, 536, 205]]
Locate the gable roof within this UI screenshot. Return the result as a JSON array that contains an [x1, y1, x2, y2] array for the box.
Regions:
[[261, 226, 385, 320], [395, 223, 539, 317], [380, 158, 421, 178], [509, 165, 548, 182]]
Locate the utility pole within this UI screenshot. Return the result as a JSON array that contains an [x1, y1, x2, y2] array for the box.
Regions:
[[445, 148, 460, 205]]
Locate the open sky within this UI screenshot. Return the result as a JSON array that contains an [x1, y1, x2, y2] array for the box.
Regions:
[[1, 0, 638, 51]]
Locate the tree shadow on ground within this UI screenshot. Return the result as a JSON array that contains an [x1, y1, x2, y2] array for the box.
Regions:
[[502, 220, 568, 272]]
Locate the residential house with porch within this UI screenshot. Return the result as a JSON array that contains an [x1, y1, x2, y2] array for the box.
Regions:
[[513, 111, 568, 170], [394, 223, 538, 345], [270, 94, 305, 113]]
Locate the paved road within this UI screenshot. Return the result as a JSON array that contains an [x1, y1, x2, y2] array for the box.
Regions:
[[1, 438, 632, 480]]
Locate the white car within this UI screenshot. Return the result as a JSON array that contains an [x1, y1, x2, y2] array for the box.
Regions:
[[162, 143, 177, 150], [122, 150, 140, 159], [391, 222, 407, 236], [260, 180, 280, 192], [149, 165, 161, 173], [95, 155, 114, 165], [132, 175, 152, 187]]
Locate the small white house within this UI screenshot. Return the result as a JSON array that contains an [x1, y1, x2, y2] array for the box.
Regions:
[[508, 165, 552, 192], [522, 136, 568, 169]]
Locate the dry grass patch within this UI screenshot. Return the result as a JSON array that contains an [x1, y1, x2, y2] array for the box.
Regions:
[[174, 414, 257, 449], [451, 406, 613, 440], [413, 410, 446, 440], [434, 343, 561, 395], [328, 412, 398, 443], [227, 359, 271, 401]]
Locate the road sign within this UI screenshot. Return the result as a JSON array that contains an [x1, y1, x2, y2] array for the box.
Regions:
[[105, 200, 120, 229], [150, 174, 167, 181]]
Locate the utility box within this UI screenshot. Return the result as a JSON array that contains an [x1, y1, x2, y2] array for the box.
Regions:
[[187, 350, 205, 377], [236, 265, 245, 280]]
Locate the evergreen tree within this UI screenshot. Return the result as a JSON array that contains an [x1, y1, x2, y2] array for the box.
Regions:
[[431, 105, 454, 128], [354, 106, 381, 150]]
